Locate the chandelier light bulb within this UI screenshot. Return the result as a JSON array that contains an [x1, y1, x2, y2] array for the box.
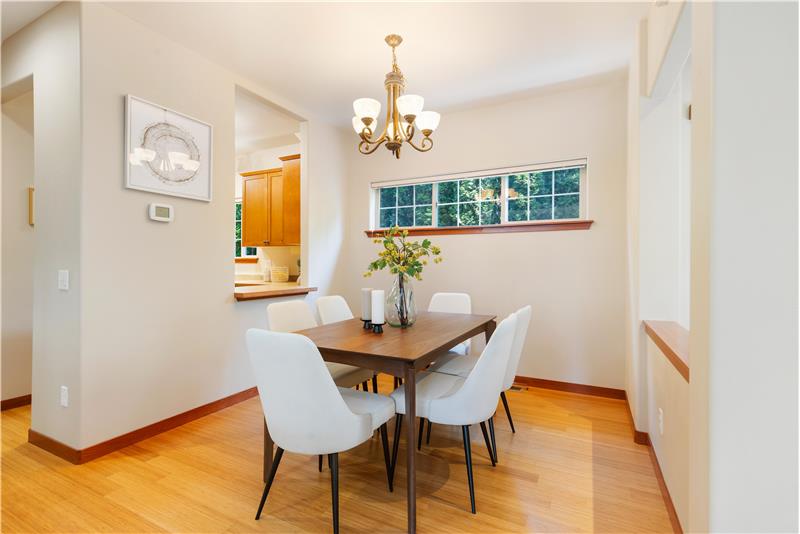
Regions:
[[353, 98, 381, 120], [352, 116, 365, 134], [397, 94, 424, 121], [415, 111, 441, 135]]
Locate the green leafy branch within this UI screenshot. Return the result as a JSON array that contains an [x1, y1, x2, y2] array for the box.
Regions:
[[365, 226, 442, 281]]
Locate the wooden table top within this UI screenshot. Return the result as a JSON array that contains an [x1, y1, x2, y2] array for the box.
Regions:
[[295, 311, 496, 363]]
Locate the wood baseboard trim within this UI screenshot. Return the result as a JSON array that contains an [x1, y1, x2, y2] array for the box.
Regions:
[[1, 394, 31, 411], [647, 441, 684, 534], [27, 387, 258, 464], [514, 375, 626, 399], [624, 397, 682, 533]]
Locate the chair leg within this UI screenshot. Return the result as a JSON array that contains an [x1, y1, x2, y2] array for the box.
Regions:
[[362, 381, 369, 392], [488, 416, 497, 464], [329, 453, 339, 534], [461, 425, 476, 514], [372, 374, 379, 393], [379, 423, 393, 492], [255, 447, 284, 520], [389, 414, 403, 487], [426, 420, 432, 445], [417, 418, 425, 450], [318, 454, 323, 472], [500, 391, 516, 433], [479, 421, 496, 467]]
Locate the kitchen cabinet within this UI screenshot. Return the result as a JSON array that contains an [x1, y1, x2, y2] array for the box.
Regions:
[[240, 154, 300, 247]]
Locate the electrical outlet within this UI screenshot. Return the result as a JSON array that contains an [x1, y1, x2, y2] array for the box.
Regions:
[[658, 407, 664, 435], [60, 386, 69, 407], [57, 270, 69, 291]]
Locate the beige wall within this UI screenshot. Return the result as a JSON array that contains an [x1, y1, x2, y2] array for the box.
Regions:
[[1, 2, 83, 446], [338, 73, 628, 388], [1, 90, 34, 401], [700, 3, 798, 530], [646, 339, 689, 529], [77, 3, 348, 448]]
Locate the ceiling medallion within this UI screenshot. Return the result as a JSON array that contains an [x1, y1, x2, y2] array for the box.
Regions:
[[352, 34, 440, 159]]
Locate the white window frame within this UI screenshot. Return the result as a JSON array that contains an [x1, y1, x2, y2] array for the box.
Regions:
[[370, 159, 588, 230]]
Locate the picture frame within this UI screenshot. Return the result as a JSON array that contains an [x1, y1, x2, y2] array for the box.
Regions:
[[125, 95, 213, 202]]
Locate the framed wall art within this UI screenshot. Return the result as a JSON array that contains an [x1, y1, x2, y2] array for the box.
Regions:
[[125, 95, 213, 202]]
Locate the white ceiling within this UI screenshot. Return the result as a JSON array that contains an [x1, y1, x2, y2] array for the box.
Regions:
[[235, 87, 300, 154], [110, 2, 647, 125], [1, 1, 58, 42]]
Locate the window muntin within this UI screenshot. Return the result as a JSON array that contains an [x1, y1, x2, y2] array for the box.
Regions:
[[235, 201, 258, 257], [437, 176, 501, 227], [379, 183, 434, 228], [375, 164, 585, 229]]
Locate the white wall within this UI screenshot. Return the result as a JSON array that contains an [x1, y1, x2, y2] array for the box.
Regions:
[[702, 2, 798, 531], [338, 73, 628, 388], [1, 90, 34, 401], [11, 2, 345, 449], [1, 3, 83, 445]]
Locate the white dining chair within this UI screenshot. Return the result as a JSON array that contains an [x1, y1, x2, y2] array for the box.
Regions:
[[430, 305, 532, 442], [267, 300, 374, 391], [246, 329, 395, 533], [387, 312, 518, 513], [315, 295, 379, 393], [428, 292, 472, 355]]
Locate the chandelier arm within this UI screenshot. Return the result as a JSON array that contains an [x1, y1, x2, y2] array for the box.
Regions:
[[406, 135, 433, 153], [361, 127, 386, 145], [359, 138, 387, 155]]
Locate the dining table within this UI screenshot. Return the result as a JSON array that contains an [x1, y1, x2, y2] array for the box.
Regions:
[[261, 310, 497, 534]]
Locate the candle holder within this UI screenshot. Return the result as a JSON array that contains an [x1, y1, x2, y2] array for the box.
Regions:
[[362, 319, 372, 330], [372, 323, 384, 334]]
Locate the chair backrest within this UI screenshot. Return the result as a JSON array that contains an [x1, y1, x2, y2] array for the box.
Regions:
[[428, 292, 472, 354], [246, 328, 372, 455], [503, 305, 532, 391], [428, 312, 518, 425], [428, 292, 471, 314], [316, 295, 354, 325], [267, 300, 317, 332]]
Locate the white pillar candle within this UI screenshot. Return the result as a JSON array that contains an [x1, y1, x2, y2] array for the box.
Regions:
[[360, 288, 372, 321], [371, 290, 385, 325]]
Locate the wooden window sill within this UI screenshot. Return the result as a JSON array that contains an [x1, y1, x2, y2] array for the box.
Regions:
[[364, 219, 593, 237], [235, 257, 258, 264], [643, 320, 689, 382]]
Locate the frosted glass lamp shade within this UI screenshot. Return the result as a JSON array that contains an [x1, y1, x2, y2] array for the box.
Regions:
[[397, 94, 424, 118], [386, 120, 410, 140], [353, 98, 381, 120], [352, 116, 364, 134], [416, 111, 440, 134]]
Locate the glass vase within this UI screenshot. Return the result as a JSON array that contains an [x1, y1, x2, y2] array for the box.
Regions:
[[386, 274, 417, 328]]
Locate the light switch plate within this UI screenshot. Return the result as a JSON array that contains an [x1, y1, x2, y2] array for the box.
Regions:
[[57, 270, 69, 291], [60, 386, 69, 407]]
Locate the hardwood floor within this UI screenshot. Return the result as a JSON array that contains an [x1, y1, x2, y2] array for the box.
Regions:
[[2, 378, 673, 533]]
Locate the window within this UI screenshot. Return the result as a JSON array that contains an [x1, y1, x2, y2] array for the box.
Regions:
[[373, 162, 586, 229], [235, 201, 258, 257], [378, 183, 434, 228]]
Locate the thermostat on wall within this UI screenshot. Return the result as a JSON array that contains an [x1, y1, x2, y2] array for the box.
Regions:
[[148, 203, 174, 222]]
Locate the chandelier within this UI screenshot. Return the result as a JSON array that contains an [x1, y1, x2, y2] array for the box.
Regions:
[[352, 34, 440, 159]]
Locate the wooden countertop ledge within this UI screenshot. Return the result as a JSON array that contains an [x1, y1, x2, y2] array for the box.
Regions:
[[643, 320, 689, 382], [235, 284, 318, 301]]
